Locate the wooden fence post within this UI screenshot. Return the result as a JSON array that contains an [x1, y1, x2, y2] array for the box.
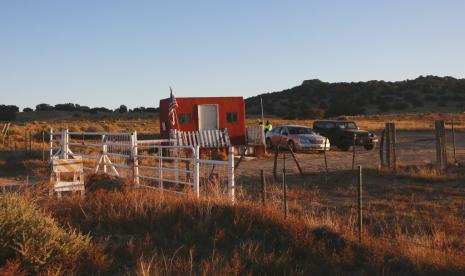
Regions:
[[435, 120, 447, 171], [379, 129, 385, 168], [288, 144, 304, 177], [391, 123, 397, 170], [385, 123, 391, 168], [451, 120, 457, 165]]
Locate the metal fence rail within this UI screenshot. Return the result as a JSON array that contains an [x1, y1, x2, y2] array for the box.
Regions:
[[50, 129, 235, 200]]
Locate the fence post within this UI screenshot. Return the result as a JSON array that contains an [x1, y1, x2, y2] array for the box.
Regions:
[[452, 120, 457, 165], [357, 165, 363, 243], [193, 146, 200, 198], [61, 129, 69, 159], [228, 146, 235, 202], [385, 123, 391, 168], [131, 131, 140, 186], [379, 129, 385, 168], [159, 145, 164, 191], [102, 134, 107, 173], [282, 152, 287, 218], [435, 120, 447, 171], [49, 128, 54, 162], [260, 169, 266, 206], [352, 134, 356, 172], [391, 123, 397, 170]]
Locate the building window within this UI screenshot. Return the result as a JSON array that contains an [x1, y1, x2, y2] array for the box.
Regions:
[[178, 113, 191, 125], [226, 112, 238, 123]]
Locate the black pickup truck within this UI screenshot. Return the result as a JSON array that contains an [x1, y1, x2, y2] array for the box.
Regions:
[[313, 120, 378, 151]]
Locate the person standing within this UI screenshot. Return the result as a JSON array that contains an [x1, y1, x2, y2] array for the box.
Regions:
[[264, 120, 273, 134]]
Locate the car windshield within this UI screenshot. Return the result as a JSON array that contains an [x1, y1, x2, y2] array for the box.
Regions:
[[288, 127, 314, 135], [337, 122, 357, 129]]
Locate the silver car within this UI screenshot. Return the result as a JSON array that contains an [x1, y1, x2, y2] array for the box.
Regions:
[[265, 125, 330, 152]]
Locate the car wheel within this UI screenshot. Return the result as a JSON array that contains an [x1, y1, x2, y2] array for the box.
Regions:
[[266, 138, 274, 150], [364, 144, 375, 150], [288, 141, 297, 153]]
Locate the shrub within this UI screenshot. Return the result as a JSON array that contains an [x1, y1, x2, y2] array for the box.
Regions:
[[0, 105, 19, 121], [0, 195, 90, 273]]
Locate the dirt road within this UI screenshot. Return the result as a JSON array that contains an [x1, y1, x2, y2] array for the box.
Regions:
[[236, 130, 465, 180]]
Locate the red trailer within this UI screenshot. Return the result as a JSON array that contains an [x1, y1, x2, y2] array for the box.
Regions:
[[159, 97, 246, 146]]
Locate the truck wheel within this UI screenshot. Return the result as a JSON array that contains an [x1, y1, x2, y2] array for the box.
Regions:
[[364, 144, 375, 150]]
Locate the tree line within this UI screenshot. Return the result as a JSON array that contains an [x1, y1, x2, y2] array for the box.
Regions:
[[0, 103, 159, 121]]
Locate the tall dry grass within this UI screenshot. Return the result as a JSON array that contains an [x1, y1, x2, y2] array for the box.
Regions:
[[5, 186, 450, 274]]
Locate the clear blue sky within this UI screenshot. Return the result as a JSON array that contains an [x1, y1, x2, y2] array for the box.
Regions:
[[1, 0, 464, 110]]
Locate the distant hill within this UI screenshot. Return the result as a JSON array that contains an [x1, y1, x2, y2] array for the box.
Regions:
[[245, 76, 465, 119]]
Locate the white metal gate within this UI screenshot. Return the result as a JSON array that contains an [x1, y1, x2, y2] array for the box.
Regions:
[[50, 129, 235, 200]]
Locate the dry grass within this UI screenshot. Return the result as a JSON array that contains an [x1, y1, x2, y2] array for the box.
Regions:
[[36, 189, 463, 274]]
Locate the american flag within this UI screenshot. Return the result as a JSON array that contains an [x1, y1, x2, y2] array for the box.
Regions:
[[168, 87, 179, 127]]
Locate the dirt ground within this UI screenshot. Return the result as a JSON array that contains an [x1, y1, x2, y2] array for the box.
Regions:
[[235, 130, 465, 180]]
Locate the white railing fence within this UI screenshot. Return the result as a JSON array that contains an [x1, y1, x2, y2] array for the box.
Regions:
[[50, 129, 234, 200], [170, 129, 231, 148]]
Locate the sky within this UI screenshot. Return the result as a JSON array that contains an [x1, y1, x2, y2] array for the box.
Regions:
[[1, 0, 465, 110]]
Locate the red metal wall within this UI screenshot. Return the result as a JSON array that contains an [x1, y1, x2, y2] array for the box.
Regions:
[[159, 97, 246, 145]]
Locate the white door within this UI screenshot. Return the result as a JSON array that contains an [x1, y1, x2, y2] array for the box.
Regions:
[[198, 105, 219, 130]]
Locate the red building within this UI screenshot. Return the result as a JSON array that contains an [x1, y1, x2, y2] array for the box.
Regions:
[[159, 97, 246, 146]]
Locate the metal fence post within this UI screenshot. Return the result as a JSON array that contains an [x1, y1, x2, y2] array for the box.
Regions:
[[357, 165, 363, 243], [102, 134, 107, 173], [160, 145, 164, 191], [193, 146, 200, 198], [49, 128, 54, 162], [61, 129, 68, 159], [228, 146, 235, 202], [283, 152, 287, 218]]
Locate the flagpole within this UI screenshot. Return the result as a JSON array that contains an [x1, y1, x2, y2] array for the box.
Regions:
[[260, 97, 265, 124]]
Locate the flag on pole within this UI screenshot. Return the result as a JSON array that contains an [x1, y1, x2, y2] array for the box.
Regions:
[[168, 87, 179, 127]]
